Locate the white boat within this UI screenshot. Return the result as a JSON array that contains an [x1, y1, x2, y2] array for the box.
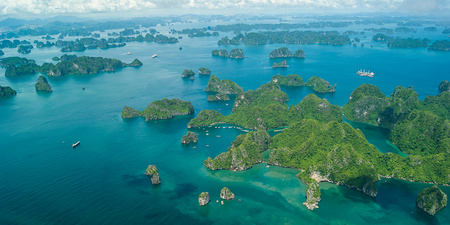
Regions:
[[152, 54, 158, 58], [72, 141, 80, 148], [126, 52, 131, 55]]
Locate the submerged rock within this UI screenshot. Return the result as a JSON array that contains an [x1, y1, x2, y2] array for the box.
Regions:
[[220, 187, 235, 200], [35, 75, 52, 92], [303, 181, 321, 210], [146, 165, 161, 185], [417, 185, 447, 216], [198, 192, 210, 206]]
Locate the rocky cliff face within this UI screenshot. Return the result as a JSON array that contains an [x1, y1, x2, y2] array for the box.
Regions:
[[220, 187, 235, 200], [198, 192, 210, 206], [35, 75, 52, 92], [417, 185, 447, 216], [146, 165, 161, 185], [303, 181, 321, 210]]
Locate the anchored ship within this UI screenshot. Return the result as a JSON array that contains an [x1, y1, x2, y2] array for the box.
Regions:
[[356, 69, 374, 77]]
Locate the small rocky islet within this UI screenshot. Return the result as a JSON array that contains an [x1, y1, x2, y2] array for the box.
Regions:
[[272, 60, 288, 68], [181, 131, 198, 144], [145, 165, 161, 185], [35, 75, 52, 92], [416, 185, 447, 216]]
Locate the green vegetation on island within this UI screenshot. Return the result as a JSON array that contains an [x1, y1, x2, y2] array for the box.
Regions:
[[303, 180, 321, 210], [0, 85, 17, 97], [189, 82, 342, 130], [439, 80, 450, 92], [181, 131, 198, 144], [198, 192, 210, 206], [212, 48, 244, 59], [220, 187, 235, 200], [0, 50, 4, 56], [121, 98, 194, 121], [17, 45, 33, 54], [204, 131, 271, 171], [271, 74, 336, 93], [207, 94, 230, 102], [269, 47, 305, 58], [181, 69, 195, 78], [272, 60, 288, 68], [198, 67, 211, 75], [428, 40, 450, 51], [2, 55, 142, 77], [35, 75, 52, 92], [416, 186, 447, 216], [218, 31, 350, 46], [268, 120, 379, 197], [372, 33, 430, 48], [204, 75, 243, 95], [145, 165, 161, 185]]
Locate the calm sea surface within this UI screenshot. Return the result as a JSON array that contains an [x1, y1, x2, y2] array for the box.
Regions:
[[1, 21, 449, 224]]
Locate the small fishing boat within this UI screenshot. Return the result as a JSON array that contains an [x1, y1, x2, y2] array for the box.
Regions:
[[152, 54, 158, 58], [72, 141, 80, 148]]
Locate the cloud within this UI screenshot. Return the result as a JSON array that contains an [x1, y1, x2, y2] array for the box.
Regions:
[[0, 0, 448, 16]]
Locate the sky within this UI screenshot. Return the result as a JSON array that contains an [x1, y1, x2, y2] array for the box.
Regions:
[[0, 0, 449, 18]]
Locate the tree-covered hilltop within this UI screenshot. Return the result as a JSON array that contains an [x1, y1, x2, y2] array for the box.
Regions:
[[305, 76, 336, 93], [204, 131, 271, 171], [343, 84, 450, 158], [229, 49, 245, 58], [198, 67, 211, 75], [439, 80, 450, 92], [218, 31, 350, 46], [0, 85, 17, 97], [428, 40, 450, 51], [189, 83, 342, 130], [0, 50, 4, 56], [181, 131, 198, 144], [269, 47, 293, 58], [388, 111, 450, 156], [416, 185, 448, 216], [268, 120, 379, 196], [212, 48, 245, 59], [5, 63, 39, 77], [443, 29, 450, 34], [204, 75, 243, 95], [0, 57, 36, 67], [272, 60, 288, 68], [35, 75, 52, 92], [271, 74, 336, 93], [181, 69, 195, 78], [271, 74, 305, 86], [269, 47, 305, 58], [121, 98, 194, 121]]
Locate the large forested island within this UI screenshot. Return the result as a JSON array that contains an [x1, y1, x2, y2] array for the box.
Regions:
[[191, 79, 450, 209], [211, 49, 244, 58], [122, 98, 194, 121], [1, 55, 142, 77]]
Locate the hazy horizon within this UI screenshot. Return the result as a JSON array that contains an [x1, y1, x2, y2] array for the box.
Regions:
[[0, 0, 449, 20]]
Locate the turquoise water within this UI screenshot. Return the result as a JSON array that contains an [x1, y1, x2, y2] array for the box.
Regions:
[[1, 23, 450, 224]]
